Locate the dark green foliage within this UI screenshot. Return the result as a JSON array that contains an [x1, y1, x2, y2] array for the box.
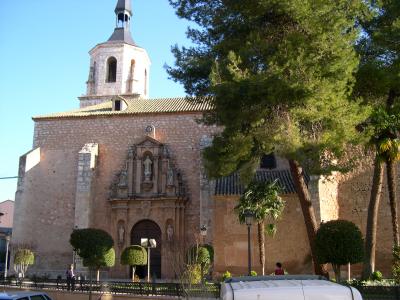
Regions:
[[168, 0, 370, 177], [70, 228, 113, 259], [203, 244, 214, 263], [83, 248, 115, 269], [235, 180, 284, 224], [70, 228, 114, 271], [197, 247, 211, 267], [371, 271, 383, 281], [315, 220, 364, 282], [121, 246, 147, 267], [187, 245, 211, 266]]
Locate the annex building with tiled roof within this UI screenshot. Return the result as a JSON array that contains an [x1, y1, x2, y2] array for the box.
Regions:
[[12, 0, 397, 279]]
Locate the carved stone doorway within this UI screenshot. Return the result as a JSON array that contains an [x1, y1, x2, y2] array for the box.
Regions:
[[131, 220, 162, 279]]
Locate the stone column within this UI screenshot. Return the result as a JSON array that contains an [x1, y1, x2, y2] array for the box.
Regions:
[[135, 158, 142, 194], [74, 143, 98, 229], [153, 156, 159, 194]]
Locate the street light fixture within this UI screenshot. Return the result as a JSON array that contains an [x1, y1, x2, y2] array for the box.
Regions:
[[244, 209, 254, 276], [141, 238, 157, 282], [200, 225, 207, 237]]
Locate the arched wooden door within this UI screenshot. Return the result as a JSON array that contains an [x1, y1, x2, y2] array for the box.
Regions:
[[131, 220, 162, 279]]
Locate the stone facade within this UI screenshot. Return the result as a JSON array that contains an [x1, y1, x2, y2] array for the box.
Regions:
[[13, 113, 218, 277]]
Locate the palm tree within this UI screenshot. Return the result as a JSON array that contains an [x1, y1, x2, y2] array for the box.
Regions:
[[373, 107, 400, 247], [235, 179, 285, 275], [362, 106, 400, 279]]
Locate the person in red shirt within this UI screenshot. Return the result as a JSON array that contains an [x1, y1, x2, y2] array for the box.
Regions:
[[274, 262, 285, 275]]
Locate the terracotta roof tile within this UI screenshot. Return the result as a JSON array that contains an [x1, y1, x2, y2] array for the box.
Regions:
[[33, 96, 213, 120], [214, 169, 310, 196]]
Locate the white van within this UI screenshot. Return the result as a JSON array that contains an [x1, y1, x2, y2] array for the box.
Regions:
[[221, 275, 362, 300]]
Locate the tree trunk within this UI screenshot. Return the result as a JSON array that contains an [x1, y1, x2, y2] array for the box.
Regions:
[[362, 158, 384, 280], [132, 266, 136, 282], [332, 264, 341, 283], [96, 269, 100, 282], [387, 157, 400, 247], [289, 159, 328, 277], [258, 221, 266, 275]]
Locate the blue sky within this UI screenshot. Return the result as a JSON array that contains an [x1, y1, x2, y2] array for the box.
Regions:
[[0, 0, 193, 201]]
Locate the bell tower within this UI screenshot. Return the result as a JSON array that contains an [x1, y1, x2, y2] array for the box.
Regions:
[[79, 0, 151, 108]]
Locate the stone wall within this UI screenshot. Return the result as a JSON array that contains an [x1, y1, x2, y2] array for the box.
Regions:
[[212, 194, 313, 277], [338, 165, 400, 276], [13, 112, 218, 276]]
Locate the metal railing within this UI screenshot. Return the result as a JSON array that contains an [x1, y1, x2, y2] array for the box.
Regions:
[[0, 278, 220, 298], [355, 285, 400, 300]]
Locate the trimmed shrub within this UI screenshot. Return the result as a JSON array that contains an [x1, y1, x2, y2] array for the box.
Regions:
[[121, 245, 147, 281], [70, 228, 115, 281], [315, 220, 364, 282]]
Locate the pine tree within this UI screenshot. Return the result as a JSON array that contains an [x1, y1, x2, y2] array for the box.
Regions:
[[168, 0, 369, 276]]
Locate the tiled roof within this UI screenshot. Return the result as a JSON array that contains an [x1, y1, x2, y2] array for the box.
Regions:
[[214, 169, 310, 196], [33, 96, 212, 120]]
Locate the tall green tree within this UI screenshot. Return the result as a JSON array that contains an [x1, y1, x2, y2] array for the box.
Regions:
[[235, 180, 284, 275], [353, 0, 400, 279], [168, 0, 368, 276]]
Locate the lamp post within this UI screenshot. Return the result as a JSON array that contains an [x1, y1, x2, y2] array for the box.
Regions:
[[244, 210, 254, 276], [141, 238, 157, 282], [200, 225, 207, 245], [4, 233, 10, 279]]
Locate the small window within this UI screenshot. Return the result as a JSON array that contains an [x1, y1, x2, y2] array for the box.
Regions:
[[260, 153, 277, 169], [106, 57, 117, 83]]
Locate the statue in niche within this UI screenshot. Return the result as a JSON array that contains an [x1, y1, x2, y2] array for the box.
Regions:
[[118, 169, 128, 187], [167, 224, 174, 242], [143, 156, 153, 182], [118, 224, 125, 245], [128, 146, 136, 159], [162, 146, 170, 158], [167, 167, 174, 186]]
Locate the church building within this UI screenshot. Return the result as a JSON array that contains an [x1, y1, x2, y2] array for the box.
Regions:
[[13, 0, 396, 279]]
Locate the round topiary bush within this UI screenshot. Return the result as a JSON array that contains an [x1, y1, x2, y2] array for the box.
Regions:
[[121, 245, 148, 281], [315, 220, 364, 282]]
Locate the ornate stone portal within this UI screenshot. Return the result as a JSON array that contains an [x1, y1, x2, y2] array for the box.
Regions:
[[109, 136, 187, 279]]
